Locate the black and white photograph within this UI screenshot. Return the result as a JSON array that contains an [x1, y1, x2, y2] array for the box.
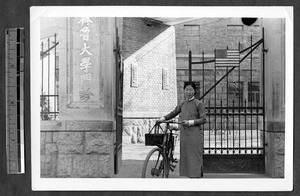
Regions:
[[30, 6, 293, 191]]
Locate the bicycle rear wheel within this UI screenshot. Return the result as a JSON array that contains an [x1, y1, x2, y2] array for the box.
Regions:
[[141, 147, 169, 178]]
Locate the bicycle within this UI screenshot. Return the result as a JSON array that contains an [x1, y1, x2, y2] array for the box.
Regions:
[[141, 120, 181, 178]]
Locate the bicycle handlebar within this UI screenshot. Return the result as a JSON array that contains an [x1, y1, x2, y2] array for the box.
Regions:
[[154, 120, 182, 132], [156, 120, 183, 125]]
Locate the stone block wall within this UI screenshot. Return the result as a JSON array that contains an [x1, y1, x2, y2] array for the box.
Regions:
[[265, 128, 285, 177], [41, 128, 114, 178]]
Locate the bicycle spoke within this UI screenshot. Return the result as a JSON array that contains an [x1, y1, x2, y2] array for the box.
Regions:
[[142, 148, 166, 178], [142, 121, 180, 178]]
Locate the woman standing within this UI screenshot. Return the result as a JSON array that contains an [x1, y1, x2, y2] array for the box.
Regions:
[[157, 81, 206, 178]]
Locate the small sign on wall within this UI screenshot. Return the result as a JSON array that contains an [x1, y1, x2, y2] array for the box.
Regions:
[[131, 62, 138, 87], [162, 68, 169, 90]]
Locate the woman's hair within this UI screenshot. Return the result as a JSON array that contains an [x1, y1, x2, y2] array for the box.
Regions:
[[184, 81, 196, 90]]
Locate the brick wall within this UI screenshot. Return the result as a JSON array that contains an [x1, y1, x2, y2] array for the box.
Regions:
[[122, 18, 177, 116], [121, 18, 178, 143], [175, 18, 261, 54]]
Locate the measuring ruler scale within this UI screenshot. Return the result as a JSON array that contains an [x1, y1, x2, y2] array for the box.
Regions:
[[5, 28, 25, 174]]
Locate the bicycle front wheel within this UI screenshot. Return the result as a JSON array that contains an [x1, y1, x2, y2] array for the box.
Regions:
[[141, 147, 169, 178]]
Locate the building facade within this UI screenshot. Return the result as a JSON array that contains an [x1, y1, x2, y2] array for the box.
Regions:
[[174, 18, 262, 106]]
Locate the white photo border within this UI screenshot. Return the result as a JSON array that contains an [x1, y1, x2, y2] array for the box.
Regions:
[[31, 6, 293, 191]]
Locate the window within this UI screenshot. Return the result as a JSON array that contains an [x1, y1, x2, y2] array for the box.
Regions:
[[130, 62, 138, 87], [162, 68, 169, 90], [183, 25, 200, 54], [228, 82, 244, 107], [248, 82, 260, 106]]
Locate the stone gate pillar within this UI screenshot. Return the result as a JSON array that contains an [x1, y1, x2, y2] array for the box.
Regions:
[[41, 17, 117, 178], [262, 18, 285, 178]]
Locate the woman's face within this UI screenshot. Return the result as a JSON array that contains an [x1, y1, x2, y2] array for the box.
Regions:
[[184, 85, 195, 100]]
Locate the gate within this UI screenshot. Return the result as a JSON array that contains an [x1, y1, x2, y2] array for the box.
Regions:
[[189, 30, 266, 173], [40, 34, 59, 121], [114, 27, 123, 174]]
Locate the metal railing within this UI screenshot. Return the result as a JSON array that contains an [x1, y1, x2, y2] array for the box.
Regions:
[[189, 32, 265, 155], [40, 34, 59, 121], [204, 99, 264, 155]]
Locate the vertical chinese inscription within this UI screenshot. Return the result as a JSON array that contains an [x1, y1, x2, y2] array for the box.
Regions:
[[78, 17, 93, 102]]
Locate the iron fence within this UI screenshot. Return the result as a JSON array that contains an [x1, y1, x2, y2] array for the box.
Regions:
[[40, 34, 59, 121], [204, 99, 264, 155], [189, 33, 265, 155]]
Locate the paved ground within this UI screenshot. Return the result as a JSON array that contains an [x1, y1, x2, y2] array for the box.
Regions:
[[113, 143, 181, 178], [113, 143, 268, 179]]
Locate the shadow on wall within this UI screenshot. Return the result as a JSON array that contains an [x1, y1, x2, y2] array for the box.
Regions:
[[122, 18, 170, 59]]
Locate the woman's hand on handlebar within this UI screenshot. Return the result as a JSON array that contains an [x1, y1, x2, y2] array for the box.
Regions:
[[156, 117, 165, 124], [181, 120, 189, 127]]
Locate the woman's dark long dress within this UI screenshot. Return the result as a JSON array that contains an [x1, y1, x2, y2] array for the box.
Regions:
[[163, 98, 206, 178]]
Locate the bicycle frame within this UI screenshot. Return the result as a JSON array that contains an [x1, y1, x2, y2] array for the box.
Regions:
[[159, 121, 180, 156], [142, 120, 181, 178]]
